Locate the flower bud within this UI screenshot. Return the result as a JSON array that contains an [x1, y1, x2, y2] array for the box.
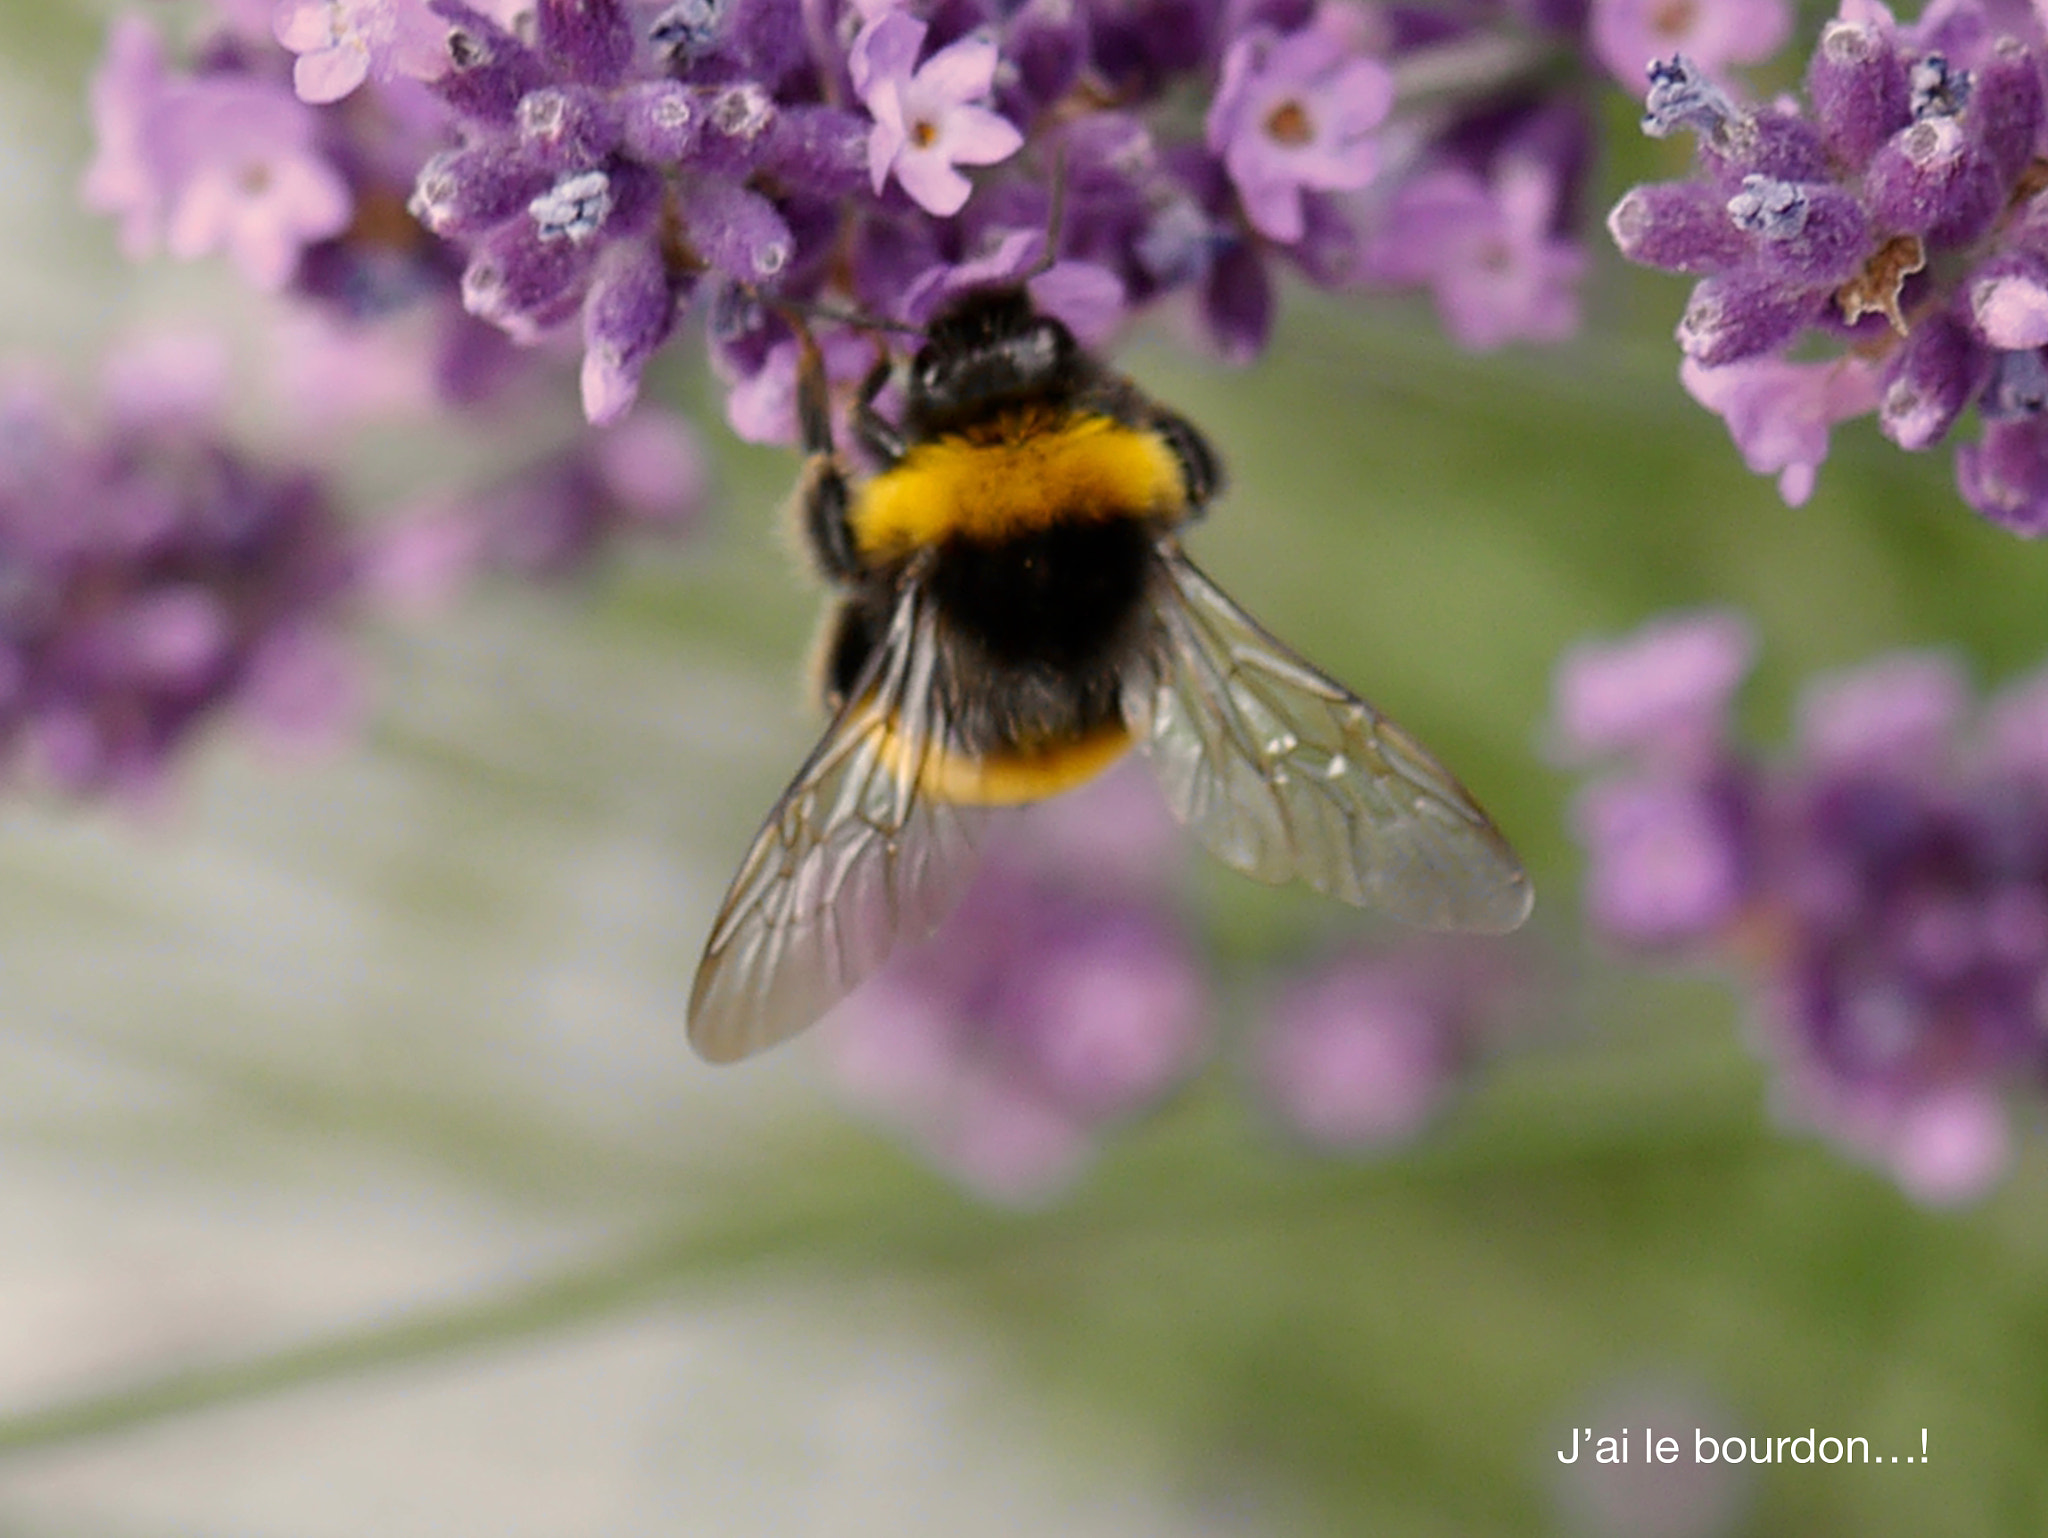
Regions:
[[1968, 251, 2048, 349], [409, 145, 551, 239], [1865, 116, 2003, 247], [427, 2, 547, 126], [619, 81, 706, 162], [1609, 181, 1749, 272], [1958, 416, 2048, 534], [1973, 37, 2045, 186], [1881, 310, 1985, 449], [1743, 182, 1870, 287], [1807, 20, 1910, 168], [581, 238, 681, 424], [676, 176, 793, 282], [1677, 266, 1820, 366], [515, 85, 624, 172], [1704, 109, 1831, 189], [535, 0, 634, 85]]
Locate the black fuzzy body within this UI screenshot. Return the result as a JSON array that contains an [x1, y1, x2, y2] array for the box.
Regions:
[[802, 286, 1224, 759]]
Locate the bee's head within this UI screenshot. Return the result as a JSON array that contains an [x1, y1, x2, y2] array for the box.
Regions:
[[905, 287, 1081, 428]]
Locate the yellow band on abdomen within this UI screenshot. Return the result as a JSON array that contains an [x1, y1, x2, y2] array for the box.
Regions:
[[871, 717, 1132, 806]]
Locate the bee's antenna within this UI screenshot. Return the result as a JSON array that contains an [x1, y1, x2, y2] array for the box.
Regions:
[[1020, 141, 1071, 283], [759, 289, 924, 342]]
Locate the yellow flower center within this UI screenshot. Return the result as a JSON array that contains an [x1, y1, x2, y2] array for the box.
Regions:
[[1264, 100, 1314, 147], [1652, 0, 1697, 36]]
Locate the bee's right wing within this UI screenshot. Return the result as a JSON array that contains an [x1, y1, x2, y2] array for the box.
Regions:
[[1127, 543, 1533, 935], [687, 580, 988, 1064]]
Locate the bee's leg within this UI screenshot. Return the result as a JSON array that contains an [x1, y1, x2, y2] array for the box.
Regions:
[[1094, 373, 1226, 519], [808, 595, 882, 713], [1150, 408, 1225, 516], [790, 321, 861, 583], [850, 354, 906, 468]]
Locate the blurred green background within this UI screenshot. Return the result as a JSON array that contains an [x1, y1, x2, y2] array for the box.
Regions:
[[3, 3, 2047, 1534]]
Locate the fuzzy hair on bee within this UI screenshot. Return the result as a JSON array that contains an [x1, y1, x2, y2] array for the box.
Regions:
[[686, 283, 1532, 1064]]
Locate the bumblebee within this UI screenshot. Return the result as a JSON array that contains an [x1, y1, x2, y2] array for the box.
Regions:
[[687, 284, 1533, 1063]]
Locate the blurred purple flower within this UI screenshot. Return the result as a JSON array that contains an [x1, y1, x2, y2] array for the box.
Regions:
[[1588, 0, 1791, 94], [1552, 608, 1755, 765], [1554, 612, 2048, 1204], [1573, 775, 1751, 945], [274, 0, 450, 104], [84, 24, 355, 292], [0, 347, 364, 800], [1795, 651, 1966, 772], [82, 17, 173, 261], [161, 79, 356, 290], [1256, 941, 1527, 1149], [1369, 153, 1585, 350], [1207, 5, 1392, 244], [821, 764, 1208, 1203], [370, 405, 710, 593]]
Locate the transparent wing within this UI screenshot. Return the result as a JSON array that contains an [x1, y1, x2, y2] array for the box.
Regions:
[[1126, 544, 1533, 934], [688, 581, 989, 1063]]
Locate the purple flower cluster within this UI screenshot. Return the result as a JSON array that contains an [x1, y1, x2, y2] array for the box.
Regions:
[[1610, 2, 2048, 524], [817, 757, 1543, 1195], [1256, 936, 1531, 1150], [1254, 2, 1597, 357], [0, 344, 361, 799], [84, 0, 1624, 446], [370, 405, 709, 606], [86, 5, 530, 407], [1555, 611, 2048, 1204]]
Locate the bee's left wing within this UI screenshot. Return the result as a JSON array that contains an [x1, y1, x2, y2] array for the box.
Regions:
[[1126, 543, 1533, 934], [687, 581, 990, 1063]]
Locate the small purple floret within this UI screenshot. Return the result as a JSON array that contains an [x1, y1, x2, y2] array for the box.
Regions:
[[1807, 19, 1910, 168], [856, 13, 1023, 217], [274, 0, 449, 104], [1206, 4, 1392, 244], [1682, 353, 1880, 505], [1881, 310, 1987, 448]]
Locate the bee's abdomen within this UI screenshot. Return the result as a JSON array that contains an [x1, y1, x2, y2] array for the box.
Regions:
[[919, 516, 1159, 762], [930, 517, 1153, 673]]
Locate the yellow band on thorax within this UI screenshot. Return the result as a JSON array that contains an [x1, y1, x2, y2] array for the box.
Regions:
[[852, 411, 1184, 556]]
